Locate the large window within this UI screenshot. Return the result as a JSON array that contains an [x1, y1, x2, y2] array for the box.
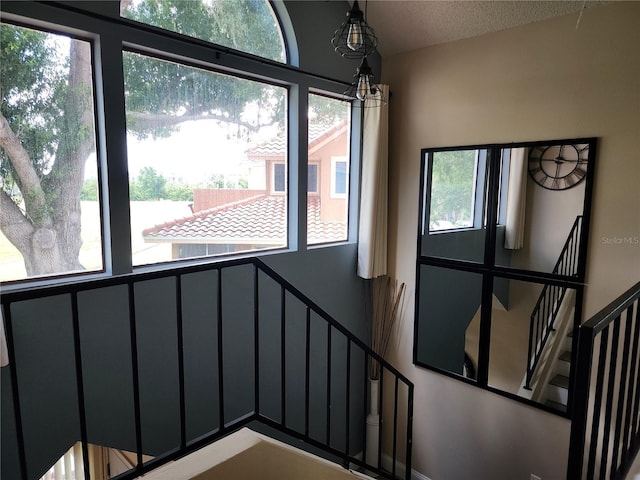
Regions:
[[0, 24, 102, 282], [0, 1, 357, 285], [124, 52, 287, 265]]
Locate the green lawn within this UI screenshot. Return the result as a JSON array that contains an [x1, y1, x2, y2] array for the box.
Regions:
[[0, 201, 191, 282]]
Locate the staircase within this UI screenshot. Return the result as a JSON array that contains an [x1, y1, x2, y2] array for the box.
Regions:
[[518, 289, 575, 411], [1, 257, 414, 480], [544, 332, 573, 412], [518, 215, 583, 412]]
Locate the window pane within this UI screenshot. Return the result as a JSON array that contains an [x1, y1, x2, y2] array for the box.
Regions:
[[334, 161, 347, 195], [307, 94, 351, 245], [428, 150, 477, 231], [308, 164, 318, 193], [124, 52, 286, 266], [0, 24, 102, 282], [421, 149, 486, 263], [273, 163, 285, 193], [121, 0, 286, 63]]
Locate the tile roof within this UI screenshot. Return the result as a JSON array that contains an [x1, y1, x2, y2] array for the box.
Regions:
[[142, 195, 346, 245], [246, 120, 348, 157]]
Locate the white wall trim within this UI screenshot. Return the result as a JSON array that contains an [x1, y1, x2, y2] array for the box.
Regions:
[[381, 453, 432, 480], [352, 451, 432, 480]]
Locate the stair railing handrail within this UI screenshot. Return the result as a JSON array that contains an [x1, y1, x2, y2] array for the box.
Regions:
[[567, 280, 640, 480], [525, 215, 582, 389], [1, 256, 413, 480]]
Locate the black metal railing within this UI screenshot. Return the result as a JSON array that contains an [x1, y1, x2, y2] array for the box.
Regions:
[[525, 215, 582, 389], [567, 281, 640, 480], [1, 257, 413, 480]]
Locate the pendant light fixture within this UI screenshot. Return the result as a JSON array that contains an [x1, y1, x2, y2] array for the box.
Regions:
[[332, 0, 384, 106], [345, 57, 386, 107], [331, 0, 378, 59]]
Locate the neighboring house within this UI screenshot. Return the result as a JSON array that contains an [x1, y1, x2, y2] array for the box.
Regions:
[[141, 121, 349, 257]]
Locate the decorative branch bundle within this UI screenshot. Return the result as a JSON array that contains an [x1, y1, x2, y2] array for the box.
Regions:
[[370, 275, 405, 380]]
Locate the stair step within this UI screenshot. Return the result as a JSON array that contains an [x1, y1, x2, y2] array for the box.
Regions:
[[550, 374, 570, 389], [547, 374, 570, 404], [545, 399, 568, 413], [564, 336, 573, 353], [559, 350, 572, 362], [557, 351, 572, 377]]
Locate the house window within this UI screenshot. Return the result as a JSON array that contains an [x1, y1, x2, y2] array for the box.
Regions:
[[307, 94, 351, 245], [273, 163, 286, 193], [273, 163, 317, 194], [0, 23, 102, 283], [331, 158, 348, 197], [121, 0, 286, 63], [308, 163, 319, 193], [124, 52, 287, 266]]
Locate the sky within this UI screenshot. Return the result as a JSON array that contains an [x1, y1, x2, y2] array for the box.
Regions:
[[85, 119, 283, 185]]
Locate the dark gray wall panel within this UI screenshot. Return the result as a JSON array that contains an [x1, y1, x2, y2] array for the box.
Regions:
[[78, 285, 137, 452]]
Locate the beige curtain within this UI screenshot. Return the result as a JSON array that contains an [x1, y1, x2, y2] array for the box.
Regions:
[[504, 147, 528, 249], [357, 84, 389, 279]]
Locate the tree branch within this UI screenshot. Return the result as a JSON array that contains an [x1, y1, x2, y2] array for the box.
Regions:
[[0, 189, 34, 251], [127, 111, 264, 133], [0, 112, 48, 222], [120, 0, 133, 15]]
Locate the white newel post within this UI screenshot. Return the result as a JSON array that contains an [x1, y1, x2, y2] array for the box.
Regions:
[[366, 378, 380, 466]]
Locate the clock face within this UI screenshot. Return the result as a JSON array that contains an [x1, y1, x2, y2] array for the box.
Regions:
[[528, 143, 589, 190]]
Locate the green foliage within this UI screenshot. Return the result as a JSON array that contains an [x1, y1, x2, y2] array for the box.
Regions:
[[129, 168, 195, 201], [80, 178, 99, 201], [207, 174, 225, 189], [165, 182, 193, 201], [429, 150, 477, 227], [131, 166, 167, 200], [122, 0, 284, 62], [237, 177, 248, 189], [309, 94, 350, 129], [122, 0, 286, 141], [0, 24, 66, 193]]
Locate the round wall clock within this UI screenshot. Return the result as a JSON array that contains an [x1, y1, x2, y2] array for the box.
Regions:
[[528, 143, 589, 190]]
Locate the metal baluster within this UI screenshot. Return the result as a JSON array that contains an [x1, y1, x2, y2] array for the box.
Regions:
[[217, 269, 225, 429], [175, 276, 187, 449], [127, 283, 144, 472], [586, 327, 609, 479], [598, 317, 621, 479], [281, 286, 286, 426], [70, 292, 91, 478], [304, 307, 311, 437]]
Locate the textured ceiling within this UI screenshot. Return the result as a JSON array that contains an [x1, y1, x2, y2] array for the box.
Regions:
[[362, 1, 606, 57]]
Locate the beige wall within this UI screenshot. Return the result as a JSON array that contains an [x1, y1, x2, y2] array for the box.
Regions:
[[383, 3, 640, 479]]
